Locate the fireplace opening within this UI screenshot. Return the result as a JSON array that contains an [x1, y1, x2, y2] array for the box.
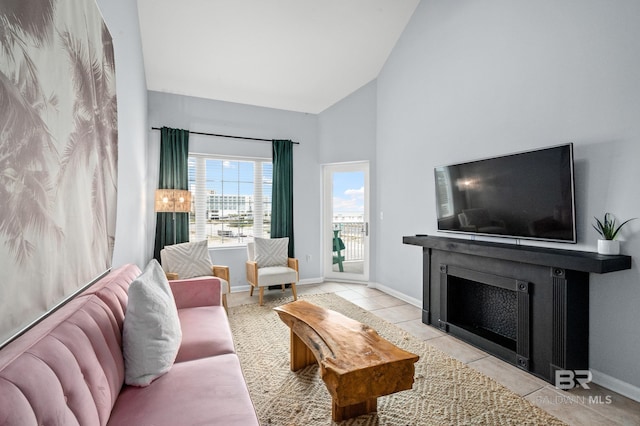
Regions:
[[447, 276, 517, 351]]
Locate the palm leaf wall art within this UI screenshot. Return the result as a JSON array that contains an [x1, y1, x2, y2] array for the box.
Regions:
[[0, 0, 117, 344]]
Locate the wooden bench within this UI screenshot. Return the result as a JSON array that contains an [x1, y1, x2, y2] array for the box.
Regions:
[[274, 300, 419, 421]]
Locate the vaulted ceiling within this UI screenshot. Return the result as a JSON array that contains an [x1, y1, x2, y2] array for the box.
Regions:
[[137, 0, 419, 114]]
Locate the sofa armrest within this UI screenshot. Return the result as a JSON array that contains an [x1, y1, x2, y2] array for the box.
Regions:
[[169, 276, 222, 309]]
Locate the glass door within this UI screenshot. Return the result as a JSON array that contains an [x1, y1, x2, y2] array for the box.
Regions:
[[322, 162, 369, 281]]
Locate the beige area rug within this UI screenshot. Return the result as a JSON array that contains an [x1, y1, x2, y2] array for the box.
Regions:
[[227, 293, 565, 425]]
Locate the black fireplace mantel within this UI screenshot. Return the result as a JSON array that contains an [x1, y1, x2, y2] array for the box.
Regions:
[[403, 234, 632, 384], [403, 235, 631, 274]]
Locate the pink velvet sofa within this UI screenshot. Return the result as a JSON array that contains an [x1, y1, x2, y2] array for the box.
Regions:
[[0, 264, 259, 425]]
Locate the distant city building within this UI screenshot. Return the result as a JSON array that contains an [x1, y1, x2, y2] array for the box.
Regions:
[[333, 213, 364, 223], [196, 190, 271, 220]]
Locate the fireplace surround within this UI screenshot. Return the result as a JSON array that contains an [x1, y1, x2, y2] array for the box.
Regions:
[[403, 235, 631, 384]]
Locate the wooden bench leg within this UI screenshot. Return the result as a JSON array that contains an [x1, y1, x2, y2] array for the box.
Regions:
[[332, 398, 377, 422], [289, 330, 316, 371]]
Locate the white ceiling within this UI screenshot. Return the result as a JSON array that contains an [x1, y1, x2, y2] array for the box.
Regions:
[[137, 0, 419, 114]]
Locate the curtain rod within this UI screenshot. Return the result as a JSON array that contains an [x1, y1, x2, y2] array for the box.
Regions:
[[151, 127, 300, 145]]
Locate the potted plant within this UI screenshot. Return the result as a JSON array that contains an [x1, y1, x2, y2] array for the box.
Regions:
[[592, 213, 635, 255]]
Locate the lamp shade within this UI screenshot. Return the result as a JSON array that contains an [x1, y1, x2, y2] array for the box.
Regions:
[[155, 189, 192, 213]]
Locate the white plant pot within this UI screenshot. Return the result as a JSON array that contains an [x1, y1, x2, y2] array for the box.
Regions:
[[597, 239, 620, 255]]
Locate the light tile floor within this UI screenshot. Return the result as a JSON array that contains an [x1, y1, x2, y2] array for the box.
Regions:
[[228, 282, 640, 426]]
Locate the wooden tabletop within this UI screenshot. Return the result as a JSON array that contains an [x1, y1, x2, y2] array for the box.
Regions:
[[274, 300, 418, 374]]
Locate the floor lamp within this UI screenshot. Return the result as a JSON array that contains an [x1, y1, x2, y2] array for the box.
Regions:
[[155, 189, 192, 245]]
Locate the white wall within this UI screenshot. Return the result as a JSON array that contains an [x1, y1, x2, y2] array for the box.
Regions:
[[97, 0, 149, 269], [147, 91, 321, 289], [376, 0, 640, 396], [318, 81, 378, 280], [318, 81, 377, 165]]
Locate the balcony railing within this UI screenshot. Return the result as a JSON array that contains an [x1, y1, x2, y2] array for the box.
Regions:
[[333, 222, 365, 261]]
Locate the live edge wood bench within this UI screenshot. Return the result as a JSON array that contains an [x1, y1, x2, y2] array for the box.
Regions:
[[274, 300, 419, 421]]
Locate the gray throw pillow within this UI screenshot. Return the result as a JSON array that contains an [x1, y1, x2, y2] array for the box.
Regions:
[[254, 237, 289, 267], [162, 240, 213, 279], [123, 259, 182, 386]]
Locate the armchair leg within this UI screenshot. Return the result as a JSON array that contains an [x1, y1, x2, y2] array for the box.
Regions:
[[222, 293, 228, 313], [250, 285, 254, 296], [291, 283, 298, 301], [281, 284, 285, 292], [259, 287, 264, 306]]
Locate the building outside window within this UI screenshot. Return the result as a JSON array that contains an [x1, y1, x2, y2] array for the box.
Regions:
[[188, 155, 272, 247]]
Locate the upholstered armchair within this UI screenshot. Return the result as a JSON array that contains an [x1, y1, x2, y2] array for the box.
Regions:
[[246, 237, 298, 306], [160, 240, 230, 312]]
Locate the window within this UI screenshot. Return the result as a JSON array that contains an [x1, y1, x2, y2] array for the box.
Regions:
[[188, 155, 272, 247], [435, 167, 454, 218]]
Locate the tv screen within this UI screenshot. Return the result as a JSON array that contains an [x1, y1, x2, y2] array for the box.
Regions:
[[434, 143, 576, 243]]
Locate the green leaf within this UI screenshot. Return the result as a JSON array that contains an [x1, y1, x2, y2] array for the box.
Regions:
[[593, 213, 635, 240]]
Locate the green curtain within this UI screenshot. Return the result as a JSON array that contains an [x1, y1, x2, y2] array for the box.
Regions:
[[153, 127, 190, 261], [271, 139, 294, 257]]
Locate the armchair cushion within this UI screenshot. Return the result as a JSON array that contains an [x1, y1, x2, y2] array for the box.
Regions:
[[256, 266, 298, 287], [123, 260, 182, 386], [161, 240, 213, 279], [254, 237, 289, 267]]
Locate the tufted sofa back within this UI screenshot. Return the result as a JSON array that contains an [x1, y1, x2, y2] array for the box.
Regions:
[[0, 264, 140, 426]]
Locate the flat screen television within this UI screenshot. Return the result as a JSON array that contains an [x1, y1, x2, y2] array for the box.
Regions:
[[434, 143, 576, 243]]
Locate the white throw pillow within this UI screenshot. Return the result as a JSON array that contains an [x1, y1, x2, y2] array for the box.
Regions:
[[254, 237, 289, 267], [162, 240, 213, 279], [123, 259, 182, 386]]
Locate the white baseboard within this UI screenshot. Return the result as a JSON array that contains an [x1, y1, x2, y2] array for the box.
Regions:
[[298, 277, 324, 286], [591, 368, 640, 402], [229, 284, 252, 293], [324, 277, 371, 285], [368, 282, 422, 308]]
